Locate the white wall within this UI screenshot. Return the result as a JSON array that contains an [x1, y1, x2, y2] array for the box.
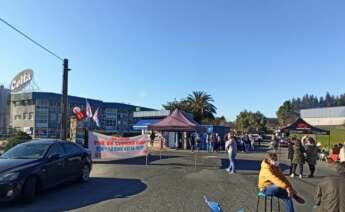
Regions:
[[303, 117, 345, 126]]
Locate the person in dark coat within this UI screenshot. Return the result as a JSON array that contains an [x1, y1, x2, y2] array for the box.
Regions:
[[290, 139, 305, 179], [190, 134, 195, 152], [288, 138, 295, 175], [315, 162, 345, 212], [305, 137, 319, 178], [150, 131, 156, 147]]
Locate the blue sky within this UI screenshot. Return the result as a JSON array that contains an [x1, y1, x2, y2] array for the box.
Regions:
[[1, 0, 345, 120]]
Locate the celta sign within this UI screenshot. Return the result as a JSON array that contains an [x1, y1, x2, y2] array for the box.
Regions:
[[10, 69, 33, 92]]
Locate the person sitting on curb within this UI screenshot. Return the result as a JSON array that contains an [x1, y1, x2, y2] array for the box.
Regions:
[[329, 144, 340, 162], [258, 153, 305, 212], [315, 162, 345, 212]]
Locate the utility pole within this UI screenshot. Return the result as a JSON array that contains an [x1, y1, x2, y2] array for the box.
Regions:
[[0, 18, 69, 140], [60, 59, 69, 140]]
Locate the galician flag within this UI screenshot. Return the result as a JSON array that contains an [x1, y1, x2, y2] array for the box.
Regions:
[[86, 100, 93, 119], [93, 107, 100, 127]]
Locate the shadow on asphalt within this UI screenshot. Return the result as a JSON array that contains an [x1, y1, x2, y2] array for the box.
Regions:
[[94, 155, 181, 165], [0, 177, 147, 212], [220, 159, 290, 172]]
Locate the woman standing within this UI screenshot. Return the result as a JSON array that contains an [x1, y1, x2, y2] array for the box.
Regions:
[[288, 138, 295, 175], [225, 133, 238, 174], [305, 138, 318, 178], [290, 139, 305, 179]]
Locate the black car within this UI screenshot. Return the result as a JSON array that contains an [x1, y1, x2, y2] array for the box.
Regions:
[[0, 140, 92, 203]]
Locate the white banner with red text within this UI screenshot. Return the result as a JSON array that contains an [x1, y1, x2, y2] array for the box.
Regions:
[[88, 131, 149, 159]]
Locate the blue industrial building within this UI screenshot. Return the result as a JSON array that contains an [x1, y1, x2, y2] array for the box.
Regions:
[[10, 92, 155, 138]]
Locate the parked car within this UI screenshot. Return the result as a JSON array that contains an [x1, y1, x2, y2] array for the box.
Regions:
[[0, 139, 92, 203], [248, 134, 262, 142], [279, 139, 289, 148]]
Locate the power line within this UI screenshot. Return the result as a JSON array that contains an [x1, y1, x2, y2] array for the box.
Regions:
[[0, 17, 63, 61]]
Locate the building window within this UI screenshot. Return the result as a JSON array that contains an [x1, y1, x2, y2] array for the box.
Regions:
[[36, 107, 48, 124], [50, 113, 57, 122], [14, 114, 21, 120], [15, 101, 24, 106], [23, 112, 28, 120], [29, 112, 34, 120], [36, 99, 49, 108]]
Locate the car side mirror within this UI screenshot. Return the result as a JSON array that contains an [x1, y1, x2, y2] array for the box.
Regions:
[[48, 153, 60, 161]]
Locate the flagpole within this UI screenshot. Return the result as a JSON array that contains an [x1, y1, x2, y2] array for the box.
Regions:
[[85, 99, 93, 148]]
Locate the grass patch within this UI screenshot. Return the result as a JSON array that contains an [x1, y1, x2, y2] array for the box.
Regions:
[[293, 127, 345, 149]]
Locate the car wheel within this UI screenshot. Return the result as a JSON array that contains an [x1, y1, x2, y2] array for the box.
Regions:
[[22, 176, 37, 203], [80, 164, 90, 182]]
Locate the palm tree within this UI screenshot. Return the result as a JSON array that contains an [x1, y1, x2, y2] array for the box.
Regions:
[[185, 91, 217, 122], [162, 99, 189, 111]]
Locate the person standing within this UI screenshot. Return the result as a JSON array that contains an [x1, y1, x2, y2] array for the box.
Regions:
[[211, 133, 216, 152], [203, 132, 208, 151], [243, 134, 250, 152], [290, 139, 305, 179], [305, 137, 319, 178], [288, 138, 295, 175], [225, 134, 238, 174], [206, 133, 210, 152], [258, 135, 262, 148], [315, 162, 345, 212], [340, 142, 345, 162], [250, 135, 255, 151], [195, 133, 200, 152], [150, 131, 156, 147], [301, 135, 309, 146], [272, 134, 279, 153], [214, 133, 218, 152], [216, 133, 221, 152], [190, 133, 195, 152]]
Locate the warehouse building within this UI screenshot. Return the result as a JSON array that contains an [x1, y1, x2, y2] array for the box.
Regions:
[[300, 106, 345, 126]]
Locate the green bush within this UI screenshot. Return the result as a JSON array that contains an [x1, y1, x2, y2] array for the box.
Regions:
[[4, 131, 32, 152]]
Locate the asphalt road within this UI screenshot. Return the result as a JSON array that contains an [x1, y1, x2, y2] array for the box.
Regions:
[[0, 147, 336, 212]]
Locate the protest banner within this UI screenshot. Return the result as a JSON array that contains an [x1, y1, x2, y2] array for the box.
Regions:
[[88, 131, 150, 160]]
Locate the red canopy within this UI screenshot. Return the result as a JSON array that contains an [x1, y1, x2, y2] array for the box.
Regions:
[[148, 109, 205, 132]]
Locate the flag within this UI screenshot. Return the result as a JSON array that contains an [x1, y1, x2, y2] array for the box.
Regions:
[[86, 100, 93, 119], [73, 106, 85, 121], [93, 107, 100, 127]]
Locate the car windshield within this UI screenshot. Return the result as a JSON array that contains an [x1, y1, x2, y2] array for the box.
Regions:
[[2, 143, 51, 159]]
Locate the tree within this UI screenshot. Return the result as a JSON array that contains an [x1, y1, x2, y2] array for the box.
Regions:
[[235, 110, 267, 133], [277, 91, 345, 124], [276, 101, 298, 126], [251, 111, 267, 132], [324, 92, 335, 107], [162, 99, 189, 111], [185, 91, 217, 122], [202, 116, 227, 125], [163, 91, 217, 123]]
